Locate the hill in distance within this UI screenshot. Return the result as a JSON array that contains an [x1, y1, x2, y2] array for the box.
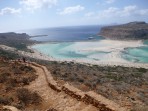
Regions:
[[99, 21, 148, 40]]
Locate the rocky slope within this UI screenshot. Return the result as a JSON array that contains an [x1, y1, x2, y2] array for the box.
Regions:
[[0, 59, 42, 110], [0, 32, 37, 51], [99, 22, 148, 40]]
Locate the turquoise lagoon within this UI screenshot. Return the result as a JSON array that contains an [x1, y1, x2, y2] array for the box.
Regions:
[[32, 42, 110, 61], [32, 40, 148, 63], [122, 40, 148, 63]]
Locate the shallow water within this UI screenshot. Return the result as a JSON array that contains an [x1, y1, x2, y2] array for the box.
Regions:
[[32, 40, 148, 63], [122, 45, 148, 63], [32, 42, 109, 61]]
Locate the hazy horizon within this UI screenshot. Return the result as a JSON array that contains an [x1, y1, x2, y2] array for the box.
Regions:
[[2, 24, 110, 33]]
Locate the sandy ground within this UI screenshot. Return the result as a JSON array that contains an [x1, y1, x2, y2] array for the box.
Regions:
[[79, 40, 144, 62], [78, 40, 143, 52], [3, 106, 20, 111]]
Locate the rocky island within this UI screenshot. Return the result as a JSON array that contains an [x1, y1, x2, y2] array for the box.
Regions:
[[99, 21, 148, 40]]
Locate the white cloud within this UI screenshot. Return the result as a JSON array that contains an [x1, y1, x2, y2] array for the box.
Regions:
[[98, 5, 148, 18], [121, 5, 137, 16], [106, 0, 116, 4], [137, 9, 148, 15], [59, 5, 84, 15], [104, 7, 118, 13], [0, 7, 21, 15], [97, 7, 119, 18], [85, 5, 148, 24], [20, 0, 57, 11], [85, 12, 95, 17]]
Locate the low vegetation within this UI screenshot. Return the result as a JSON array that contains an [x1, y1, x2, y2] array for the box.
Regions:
[[0, 47, 147, 110], [0, 32, 38, 51], [16, 88, 42, 106], [46, 61, 148, 110], [0, 49, 21, 60], [0, 59, 42, 110]]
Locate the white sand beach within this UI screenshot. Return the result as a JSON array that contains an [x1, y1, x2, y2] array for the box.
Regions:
[[74, 40, 144, 62], [1, 40, 148, 69], [79, 40, 144, 52], [30, 40, 148, 68]]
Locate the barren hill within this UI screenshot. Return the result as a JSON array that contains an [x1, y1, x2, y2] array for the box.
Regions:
[[99, 21, 148, 40], [0, 58, 128, 111]]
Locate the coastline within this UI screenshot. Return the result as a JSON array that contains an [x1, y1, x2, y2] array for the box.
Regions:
[[29, 39, 148, 69], [1, 39, 148, 69]]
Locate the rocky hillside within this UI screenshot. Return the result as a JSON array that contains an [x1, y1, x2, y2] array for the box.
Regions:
[[99, 22, 148, 40], [0, 32, 37, 51], [0, 58, 42, 110]]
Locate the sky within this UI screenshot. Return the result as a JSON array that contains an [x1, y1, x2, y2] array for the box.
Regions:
[[0, 0, 148, 32]]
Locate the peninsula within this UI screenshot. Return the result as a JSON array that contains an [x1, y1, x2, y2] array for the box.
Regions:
[[99, 21, 148, 40]]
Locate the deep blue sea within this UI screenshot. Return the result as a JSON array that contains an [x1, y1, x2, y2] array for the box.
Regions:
[[19, 25, 103, 42], [18, 26, 148, 63]]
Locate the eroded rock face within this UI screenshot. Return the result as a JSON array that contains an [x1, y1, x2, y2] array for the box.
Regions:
[[99, 22, 148, 40]]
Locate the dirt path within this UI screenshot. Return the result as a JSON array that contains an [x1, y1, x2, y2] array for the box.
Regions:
[[2, 106, 20, 111], [27, 64, 98, 111]]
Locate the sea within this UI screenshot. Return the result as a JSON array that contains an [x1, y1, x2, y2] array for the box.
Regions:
[[18, 26, 148, 63]]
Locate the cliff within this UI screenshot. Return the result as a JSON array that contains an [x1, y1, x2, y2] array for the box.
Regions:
[[99, 22, 148, 40]]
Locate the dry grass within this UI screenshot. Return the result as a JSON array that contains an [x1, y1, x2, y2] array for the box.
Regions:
[[46, 61, 148, 109], [0, 59, 42, 110], [16, 88, 42, 106]]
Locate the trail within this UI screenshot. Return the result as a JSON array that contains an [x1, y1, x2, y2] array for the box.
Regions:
[[2, 106, 20, 111], [26, 62, 98, 111], [1, 60, 127, 111], [26, 62, 127, 111]]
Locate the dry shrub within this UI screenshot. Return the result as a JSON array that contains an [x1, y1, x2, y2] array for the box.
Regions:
[[0, 96, 13, 105], [0, 73, 10, 83], [19, 65, 35, 73], [16, 88, 42, 106], [47, 108, 58, 111], [131, 105, 148, 111]]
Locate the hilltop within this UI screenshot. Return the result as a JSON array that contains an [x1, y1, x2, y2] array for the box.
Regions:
[[99, 21, 148, 40]]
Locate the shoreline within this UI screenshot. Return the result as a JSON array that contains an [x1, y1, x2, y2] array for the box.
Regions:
[[29, 39, 148, 69], [1, 39, 148, 69]]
